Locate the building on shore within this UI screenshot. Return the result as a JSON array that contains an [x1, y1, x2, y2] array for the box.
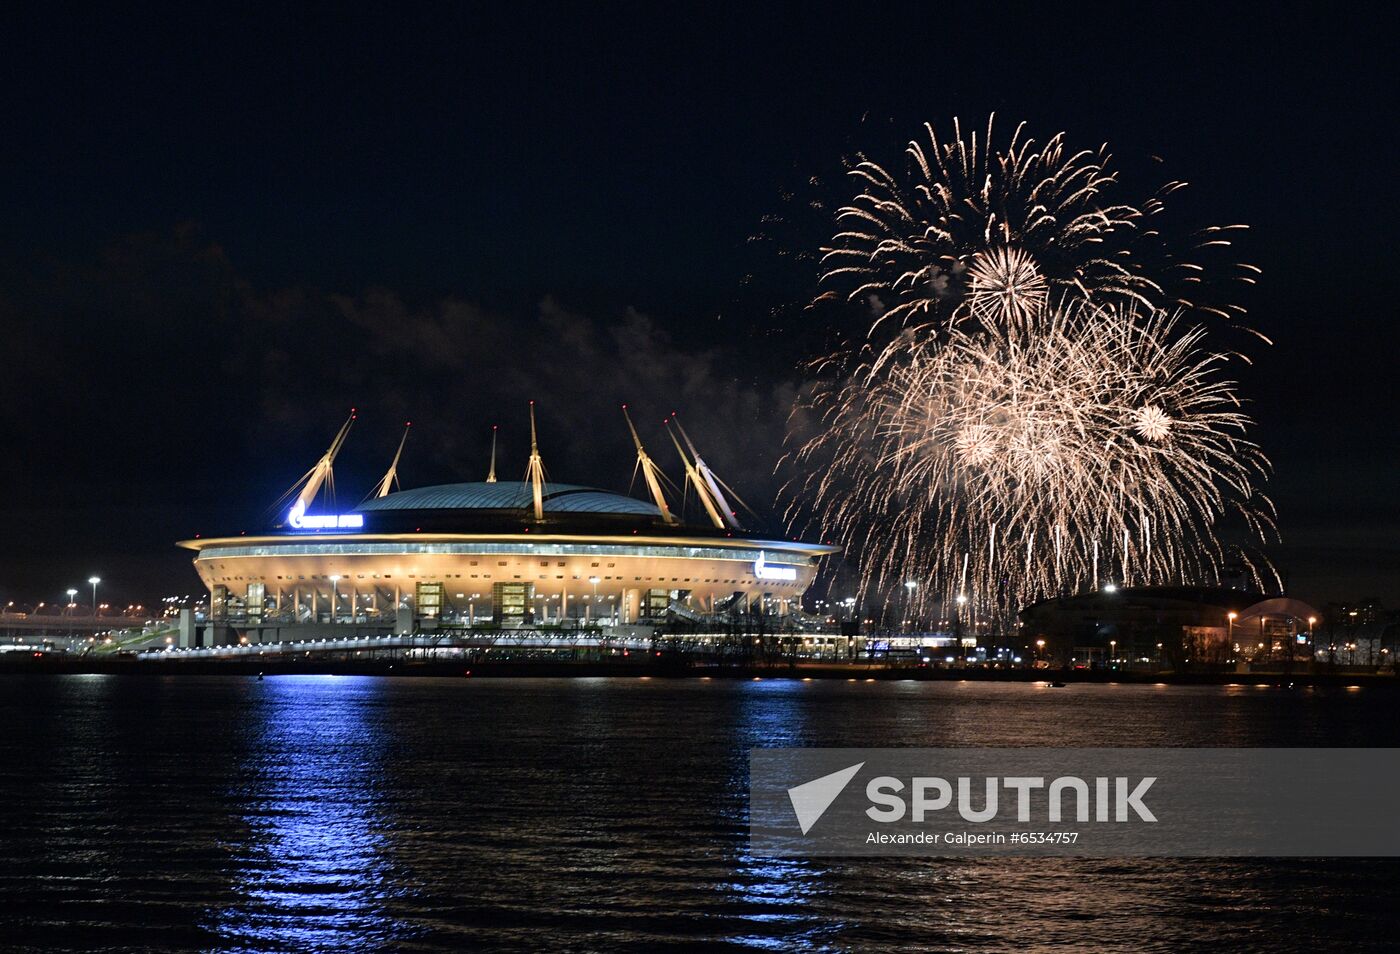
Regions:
[[1018, 585, 1323, 667], [177, 409, 837, 646]]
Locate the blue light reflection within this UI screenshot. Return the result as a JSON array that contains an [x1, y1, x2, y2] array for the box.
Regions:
[[214, 676, 409, 950]]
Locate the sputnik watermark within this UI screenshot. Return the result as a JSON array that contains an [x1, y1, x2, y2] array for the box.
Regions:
[[751, 748, 1400, 856], [786, 764, 1154, 841]]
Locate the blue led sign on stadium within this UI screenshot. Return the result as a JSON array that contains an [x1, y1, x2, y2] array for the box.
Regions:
[[753, 552, 798, 582], [287, 501, 364, 530]]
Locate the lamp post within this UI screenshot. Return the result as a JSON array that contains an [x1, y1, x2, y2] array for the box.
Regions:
[[88, 577, 100, 616], [903, 581, 918, 632], [65, 588, 79, 642], [1109, 639, 1117, 667], [1227, 611, 1237, 651], [589, 576, 600, 623]]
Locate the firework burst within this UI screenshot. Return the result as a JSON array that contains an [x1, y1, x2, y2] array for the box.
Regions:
[[787, 298, 1276, 620], [787, 117, 1275, 624], [817, 115, 1258, 337]]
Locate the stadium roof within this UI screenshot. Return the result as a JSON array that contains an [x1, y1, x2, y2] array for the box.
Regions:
[[356, 481, 663, 518]]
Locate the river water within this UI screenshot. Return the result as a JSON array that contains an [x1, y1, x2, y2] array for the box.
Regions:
[[2, 675, 1396, 951]]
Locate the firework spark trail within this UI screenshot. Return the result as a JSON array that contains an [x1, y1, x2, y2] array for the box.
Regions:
[[817, 115, 1257, 340], [787, 298, 1276, 619]]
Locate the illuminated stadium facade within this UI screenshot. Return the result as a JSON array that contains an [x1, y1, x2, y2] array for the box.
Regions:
[[178, 411, 837, 630]]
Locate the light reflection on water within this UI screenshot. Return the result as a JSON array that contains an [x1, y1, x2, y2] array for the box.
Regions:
[[1, 676, 1398, 951], [213, 676, 409, 951]]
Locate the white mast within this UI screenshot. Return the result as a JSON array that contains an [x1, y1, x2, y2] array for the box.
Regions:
[[623, 405, 676, 525], [524, 403, 546, 522], [372, 422, 411, 498], [666, 419, 726, 529], [285, 409, 355, 525], [672, 414, 744, 530], [486, 425, 498, 483]]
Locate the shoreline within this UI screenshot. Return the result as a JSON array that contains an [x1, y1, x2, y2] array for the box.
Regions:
[[2, 655, 1395, 687]]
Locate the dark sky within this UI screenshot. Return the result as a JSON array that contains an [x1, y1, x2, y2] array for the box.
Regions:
[[1, 3, 1395, 608]]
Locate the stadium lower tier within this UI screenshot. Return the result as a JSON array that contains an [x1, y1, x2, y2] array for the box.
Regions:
[[178, 533, 836, 624]]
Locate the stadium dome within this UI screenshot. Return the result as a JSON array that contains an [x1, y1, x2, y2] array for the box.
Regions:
[[357, 482, 662, 518]]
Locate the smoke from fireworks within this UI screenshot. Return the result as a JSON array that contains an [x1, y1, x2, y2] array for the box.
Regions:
[[787, 117, 1276, 621]]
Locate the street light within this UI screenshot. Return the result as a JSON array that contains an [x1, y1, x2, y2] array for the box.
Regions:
[[88, 577, 100, 615], [903, 580, 918, 632], [66, 588, 77, 612]]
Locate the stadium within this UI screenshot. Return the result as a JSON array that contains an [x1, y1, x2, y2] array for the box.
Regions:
[[177, 409, 837, 639]]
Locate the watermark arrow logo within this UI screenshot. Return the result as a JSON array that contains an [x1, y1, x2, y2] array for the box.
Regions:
[[787, 761, 864, 834]]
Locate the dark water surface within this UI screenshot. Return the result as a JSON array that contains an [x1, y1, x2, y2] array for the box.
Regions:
[[2, 675, 1396, 952]]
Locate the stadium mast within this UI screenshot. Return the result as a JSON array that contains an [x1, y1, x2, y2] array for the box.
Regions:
[[371, 422, 411, 499], [670, 415, 745, 531], [623, 405, 676, 525], [281, 409, 356, 525], [524, 403, 546, 521]]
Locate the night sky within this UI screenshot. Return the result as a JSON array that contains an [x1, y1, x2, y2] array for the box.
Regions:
[[1, 4, 1395, 608]]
